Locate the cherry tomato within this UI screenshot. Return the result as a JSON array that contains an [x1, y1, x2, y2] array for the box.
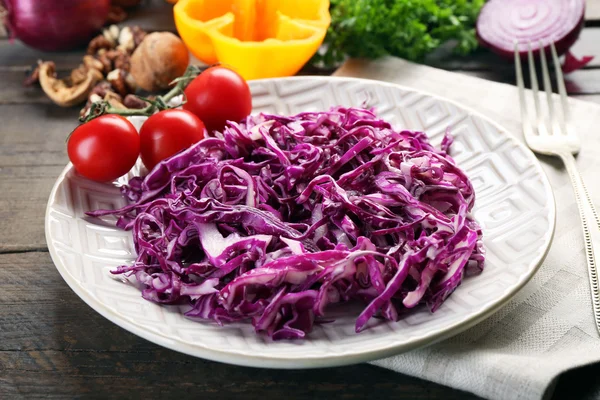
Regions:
[[140, 109, 205, 171], [67, 115, 140, 182], [183, 66, 252, 132]]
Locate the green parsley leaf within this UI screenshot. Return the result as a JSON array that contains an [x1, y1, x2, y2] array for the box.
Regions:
[[312, 0, 484, 68]]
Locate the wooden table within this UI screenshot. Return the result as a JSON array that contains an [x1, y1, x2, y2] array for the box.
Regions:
[[3, 2, 600, 399]]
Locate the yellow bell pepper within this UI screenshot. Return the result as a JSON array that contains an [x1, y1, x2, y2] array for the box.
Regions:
[[173, 0, 330, 80]]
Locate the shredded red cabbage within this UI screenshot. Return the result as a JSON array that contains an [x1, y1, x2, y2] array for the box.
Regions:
[[88, 107, 485, 340]]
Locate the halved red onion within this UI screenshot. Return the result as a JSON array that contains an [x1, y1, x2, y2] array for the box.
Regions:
[[476, 0, 586, 59], [1, 0, 111, 51]]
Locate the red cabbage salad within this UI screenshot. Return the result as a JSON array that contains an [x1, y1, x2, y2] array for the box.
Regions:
[[88, 106, 485, 340]]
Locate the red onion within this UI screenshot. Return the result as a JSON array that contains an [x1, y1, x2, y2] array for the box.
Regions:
[[1, 0, 110, 51], [563, 51, 593, 73], [476, 0, 586, 59]]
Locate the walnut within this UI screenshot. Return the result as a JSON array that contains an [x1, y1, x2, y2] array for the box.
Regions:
[[71, 56, 104, 84], [90, 81, 113, 98], [95, 49, 131, 75], [81, 89, 103, 117], [103, 25, 120, 46], [124, 72, 137, 93], [106, 49, 131, 71], [96, 53, 113, 74], [107, 69, 127, 96], [107, 68, 136, 96], [123, 94, 148, 109], [87, 35, 114, 55], [117, 26, 135, 54], [103, 91, 126, 109], [88, 93, 103, 104], [114, 53, 131, 71], [82, 55, 104, 72], [107, 5, 127, 24], [80, 81, 122, 117], [131, 26, 147, 48]]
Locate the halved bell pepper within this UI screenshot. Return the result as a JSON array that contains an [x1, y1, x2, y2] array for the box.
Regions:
[[173, 0, 330, 80]]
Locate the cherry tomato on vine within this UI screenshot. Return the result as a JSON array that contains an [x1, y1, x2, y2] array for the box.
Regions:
[[140, 109, 205, 171], [183, 66, 252, 132], [67, 114, 140, 182]]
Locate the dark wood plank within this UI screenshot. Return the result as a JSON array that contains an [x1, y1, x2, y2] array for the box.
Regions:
[[2, 350, 476, 400], [0, 41, 83, 71], [124, 0, 176, 33], [0, 165, 64, 252], [0, 71, 54, 105], [0, 252, 480, 400], [0, 104, 75, 251], [0, 104, 75, 167]]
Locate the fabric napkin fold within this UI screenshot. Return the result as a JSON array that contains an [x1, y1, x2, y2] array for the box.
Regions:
[[334, 57, 600, 400]]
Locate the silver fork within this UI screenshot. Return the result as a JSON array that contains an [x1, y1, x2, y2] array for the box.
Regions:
[[515, 42, 600, 335]]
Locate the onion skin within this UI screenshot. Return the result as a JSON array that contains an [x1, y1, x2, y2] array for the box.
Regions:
[[1, 0, 111, 51], [476, 0, 585, 60]]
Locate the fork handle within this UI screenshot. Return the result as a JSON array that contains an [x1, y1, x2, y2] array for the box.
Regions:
[[560, 152, 600, 335]]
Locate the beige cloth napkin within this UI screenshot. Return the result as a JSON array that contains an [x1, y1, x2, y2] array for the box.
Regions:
[[334, 57, 600, 400]]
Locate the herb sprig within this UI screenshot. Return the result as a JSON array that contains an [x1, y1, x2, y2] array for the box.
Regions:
[[313, 0, 484, 68]]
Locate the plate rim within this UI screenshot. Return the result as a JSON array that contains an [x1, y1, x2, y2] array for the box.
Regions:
[[45, 76, 557, 368]]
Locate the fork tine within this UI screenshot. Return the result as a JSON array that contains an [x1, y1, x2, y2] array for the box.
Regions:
[[515, 42, 535, 138], [539, 41, 556, 134], [550, 42, 570, 133], [527, 42, 542, 131]]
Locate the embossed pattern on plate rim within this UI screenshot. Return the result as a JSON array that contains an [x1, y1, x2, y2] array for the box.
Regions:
[[45, 76, 556, 368]]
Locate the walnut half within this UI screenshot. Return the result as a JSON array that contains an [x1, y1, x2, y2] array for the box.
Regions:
[[107, 68, 137, 97], [87, 35, 114, 55]]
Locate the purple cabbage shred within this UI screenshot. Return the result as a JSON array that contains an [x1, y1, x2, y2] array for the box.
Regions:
[[88, 107, 485, 340]]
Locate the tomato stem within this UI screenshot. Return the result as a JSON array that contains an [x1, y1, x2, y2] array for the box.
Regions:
[[79, 65, 209, 123]]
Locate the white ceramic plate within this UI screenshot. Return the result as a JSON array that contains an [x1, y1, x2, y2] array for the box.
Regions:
[[45, 77, 555, 368]]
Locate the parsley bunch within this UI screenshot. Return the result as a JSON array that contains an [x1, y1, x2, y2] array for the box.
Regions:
[[313, 0, 484, 68]]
